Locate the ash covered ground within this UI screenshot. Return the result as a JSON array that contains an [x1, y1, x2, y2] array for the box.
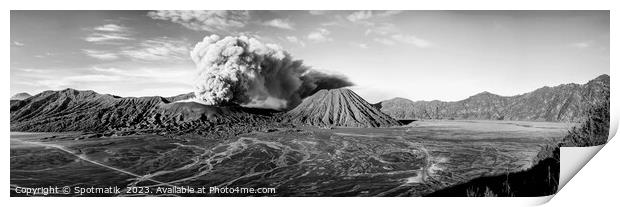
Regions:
[[10, 120, 573, 196]]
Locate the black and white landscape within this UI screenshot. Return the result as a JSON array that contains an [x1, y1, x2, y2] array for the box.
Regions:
[[10, 10, 609, 197]]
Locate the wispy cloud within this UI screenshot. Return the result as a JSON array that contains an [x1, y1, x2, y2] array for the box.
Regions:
[[147, 10, 250, 32], [374, 38, 396, 45], [82, 49, 120, 60], [570, 41, 593, 49], [263, 19, 295, 30], [34, 52, 53, 58], [92, 66, 193, 80], [352, 42, 369, 49], [91, 66, 195, 96], [93, 24, 127, 32], [373, 35, 432, 48], [315, 11, 402, 29], [120, 38, 190, 62], [84, 24, 132, 43], [85, 33, 132, 42], [390, 34, 432, 48], [12, 41, 25, 46], [328, 11, 429, 48], [320, 21, 340, 27], [347, 10, 402, 23], [307, 28, 333, 43], [365, 23, 398, 36], [347, 11, 373, 22], [34, 74, 125, 89], [285, 36, 306, 47], [17, 66, 194, 93], [376, 10, 402, 17], [364, 22, 432, 48], [309, 10, 327, 15], [17, 68, 49, 73], [83, 37, 190, 62]]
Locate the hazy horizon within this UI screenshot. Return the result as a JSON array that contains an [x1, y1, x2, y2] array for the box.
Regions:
[[11, 10, 609, 103]]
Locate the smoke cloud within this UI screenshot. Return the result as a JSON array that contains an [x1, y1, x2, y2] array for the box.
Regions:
[[190, 34, 352, 109]]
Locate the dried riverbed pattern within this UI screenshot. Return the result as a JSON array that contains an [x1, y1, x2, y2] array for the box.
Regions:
[[10, 121, 572, 196]]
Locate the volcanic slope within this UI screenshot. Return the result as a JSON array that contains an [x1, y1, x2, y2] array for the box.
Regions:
[[285, 88, 400, 127], [10, 88, 279, 134], [375, 74, 610, 122]]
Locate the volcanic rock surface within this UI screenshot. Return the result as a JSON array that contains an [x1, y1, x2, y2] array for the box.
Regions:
[[375, 74, 610, 122], [10, 89, 280, 135], [285, 88, 400, 127]]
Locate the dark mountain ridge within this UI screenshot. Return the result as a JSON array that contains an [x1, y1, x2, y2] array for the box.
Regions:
[[10, 92, 32, 101], [375, 74, 609, 122], [10, 88, 280, 134]]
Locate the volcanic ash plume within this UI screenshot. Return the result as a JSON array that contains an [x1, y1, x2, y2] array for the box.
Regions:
[[190, 34, 352, 109]]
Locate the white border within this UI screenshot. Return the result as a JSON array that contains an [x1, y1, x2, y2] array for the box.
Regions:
[[3, 1, 618, 206]]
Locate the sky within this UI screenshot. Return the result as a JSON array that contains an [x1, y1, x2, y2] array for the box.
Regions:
[[10, 10, 609, 103]]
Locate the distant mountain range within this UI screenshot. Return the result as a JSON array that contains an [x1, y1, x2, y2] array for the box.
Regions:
[[10, 92, 31, 102], [285, 88, 399, 127], [374, 74, 609, 122]]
